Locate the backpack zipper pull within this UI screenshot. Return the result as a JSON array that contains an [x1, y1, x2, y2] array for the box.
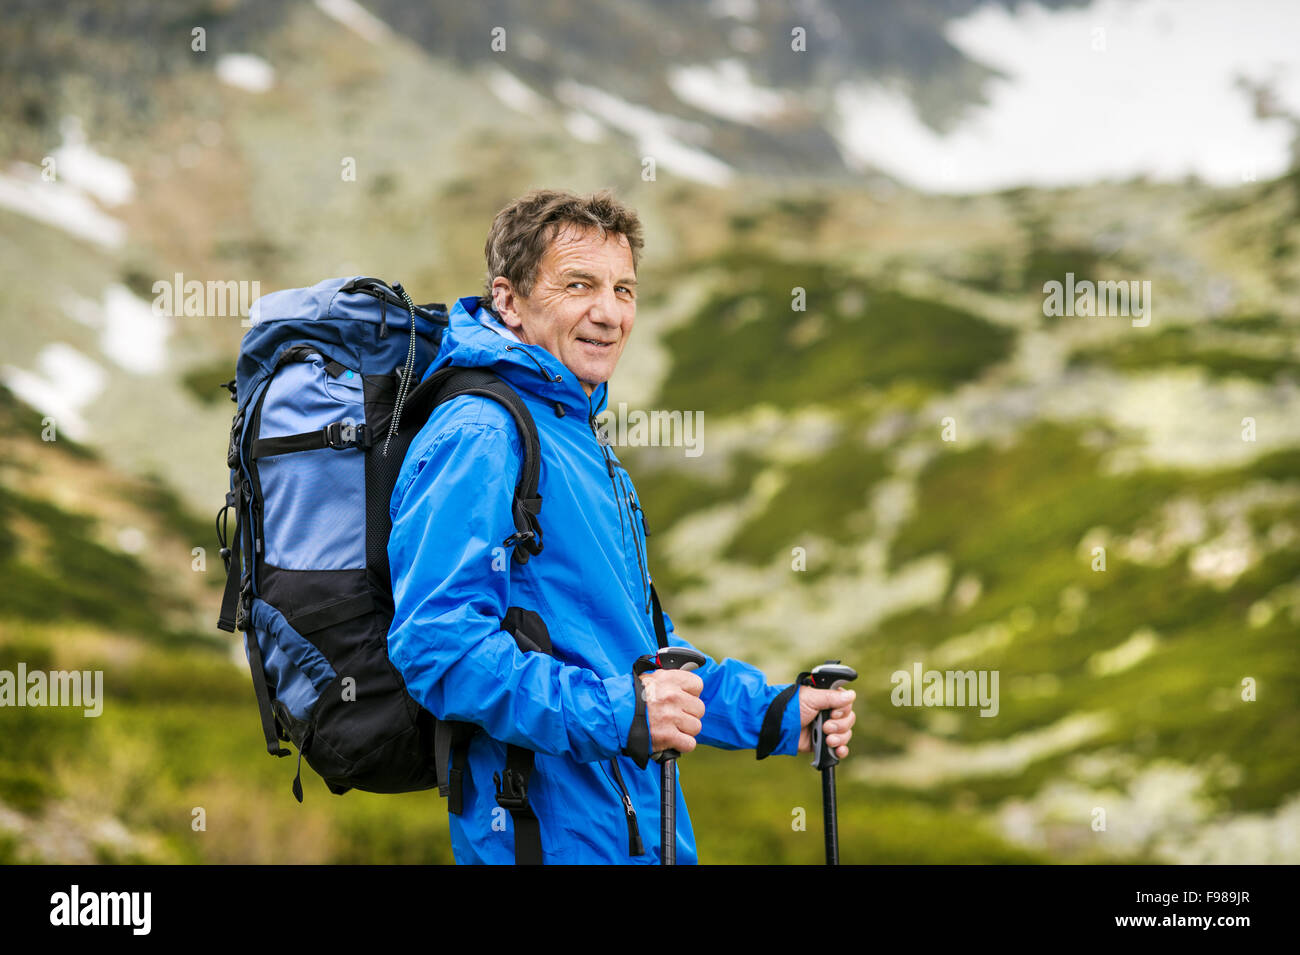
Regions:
[[382, 284, 420, 457]]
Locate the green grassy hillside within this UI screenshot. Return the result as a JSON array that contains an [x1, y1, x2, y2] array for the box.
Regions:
[[2, 0, 1298, 865]]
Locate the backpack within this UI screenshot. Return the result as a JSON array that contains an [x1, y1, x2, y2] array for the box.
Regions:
[[214, 276, 550, 861]]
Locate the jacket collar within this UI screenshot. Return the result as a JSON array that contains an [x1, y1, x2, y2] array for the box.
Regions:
[[426, 295, 609, 419]]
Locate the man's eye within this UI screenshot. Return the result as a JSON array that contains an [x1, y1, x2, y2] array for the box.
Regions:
[[569, 281, 587, 289]]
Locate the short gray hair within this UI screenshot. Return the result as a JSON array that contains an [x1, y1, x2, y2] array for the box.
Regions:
[[483, 188, 644, 300]]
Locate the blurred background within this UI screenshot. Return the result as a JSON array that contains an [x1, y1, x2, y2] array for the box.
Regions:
[[1, 0, 1298, 864]]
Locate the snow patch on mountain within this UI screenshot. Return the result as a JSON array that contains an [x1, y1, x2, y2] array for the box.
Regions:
[[0, 163, 125, 249], [834, 0, 1300, 192], [216, 54, 275, 94], [668, 59, 792, 125], [556, 81, 734, 186], [51, 117, 134, 206], [1, 344, 108, 441], [487, 68, 547, 113], [63, 286, 172, 376], [314, 0, 391, 43]]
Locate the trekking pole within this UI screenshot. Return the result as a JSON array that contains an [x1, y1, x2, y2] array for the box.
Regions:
[[649, 646, 706, 866], [807, 661, 858, 865]]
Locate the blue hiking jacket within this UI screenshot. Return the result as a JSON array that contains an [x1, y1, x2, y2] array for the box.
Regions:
[[386, 295, 802, 864]]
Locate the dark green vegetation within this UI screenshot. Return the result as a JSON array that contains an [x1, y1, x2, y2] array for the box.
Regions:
[[1069, 320, 1300, 383], [1192, 168, 1300, 276], [628, 419, 889, 574], [848, 423, 1300, 816], [0, 485, 167, 636], [0, 389, 219, 647], [628, 447, 766, 593], [657, 251, 1014, 415], [0, 383, 95, 461], [629, 450, 767, 532], [723, 432, 888, 565], [685, 745, 1047, 864], [3, 0, 1298, 864], [180, 359, 237, 407]]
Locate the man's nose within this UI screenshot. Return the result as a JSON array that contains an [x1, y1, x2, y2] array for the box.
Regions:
[[589, 286, 621, 325]]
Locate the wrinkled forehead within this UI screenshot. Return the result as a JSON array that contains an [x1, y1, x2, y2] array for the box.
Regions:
[[542, 222, 636, 275]]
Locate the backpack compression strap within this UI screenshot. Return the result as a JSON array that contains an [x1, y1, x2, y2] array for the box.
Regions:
[[216, 407, 291, 758], [473, 606, 552, 866]]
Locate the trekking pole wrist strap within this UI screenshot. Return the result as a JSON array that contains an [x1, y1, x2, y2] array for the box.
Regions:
[[756, 672, 810, 760], [624, 661, 654, 770]]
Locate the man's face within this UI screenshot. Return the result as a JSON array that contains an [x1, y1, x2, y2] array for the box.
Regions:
[[491, 223, 636, 398]]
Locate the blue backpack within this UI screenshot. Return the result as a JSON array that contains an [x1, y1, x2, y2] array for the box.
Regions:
[[215, 277, 546, 810]]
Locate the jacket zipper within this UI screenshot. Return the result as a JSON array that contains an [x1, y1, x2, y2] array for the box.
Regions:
[[588, 404, 631, 567], [584, 395, 652, 621], [579, 389, 647, 856], [626, 489, 649, 613], [607, 757, 644, 856]]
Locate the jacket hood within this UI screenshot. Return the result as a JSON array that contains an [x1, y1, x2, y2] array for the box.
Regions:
[[424, 295, 610, 419]]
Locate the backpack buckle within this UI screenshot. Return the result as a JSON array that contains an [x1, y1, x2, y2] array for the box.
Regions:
[[234, 580, 252, 632], [493, 769, 529, 812], [323, 421, 347, 449], [501, 530, 535, 549], [227, 412, 244, 468], [322, 421, 370, 451]]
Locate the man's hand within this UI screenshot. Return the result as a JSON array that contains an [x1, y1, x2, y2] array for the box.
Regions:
[[639, 669, 705, 754], [797, 687, 856, 759]]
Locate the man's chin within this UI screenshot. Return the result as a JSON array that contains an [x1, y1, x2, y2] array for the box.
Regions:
[[577, 370, 610, 398]]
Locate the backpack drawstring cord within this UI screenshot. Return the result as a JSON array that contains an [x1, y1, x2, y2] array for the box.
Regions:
[[383, 283, 419, 457]]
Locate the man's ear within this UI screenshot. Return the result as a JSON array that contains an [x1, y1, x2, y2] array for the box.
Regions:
[[490, 277, 525, 332]]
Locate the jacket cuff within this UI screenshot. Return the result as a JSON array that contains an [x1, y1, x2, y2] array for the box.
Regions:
[[605, 670, 649, 769], [778, 683, 803, 755]]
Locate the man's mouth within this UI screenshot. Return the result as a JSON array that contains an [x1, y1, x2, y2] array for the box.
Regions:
[[578, 337, 614, 348]]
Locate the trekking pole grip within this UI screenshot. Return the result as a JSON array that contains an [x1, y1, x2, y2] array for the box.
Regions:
[[808, 661, 858, 771], [646, 647, 706, 762], [639, 645, 706, 867]]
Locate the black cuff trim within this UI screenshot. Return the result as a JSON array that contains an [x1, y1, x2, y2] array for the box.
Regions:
[[756, 680, 803, 760], [623, 669, 651, 770]]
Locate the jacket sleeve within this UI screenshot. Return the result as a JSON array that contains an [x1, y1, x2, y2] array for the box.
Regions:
[[387, 418, 639, 763], [656, 606, 802, 756]]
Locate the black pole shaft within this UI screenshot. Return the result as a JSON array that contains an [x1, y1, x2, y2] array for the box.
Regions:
[[661, 758, 676, 865], [822, 764, 839, 865]]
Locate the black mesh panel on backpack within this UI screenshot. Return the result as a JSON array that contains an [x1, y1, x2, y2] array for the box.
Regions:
[[364, 371, 401, 603]]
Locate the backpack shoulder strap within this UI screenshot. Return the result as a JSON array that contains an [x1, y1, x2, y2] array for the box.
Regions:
[[397, 371, 550, 863], [404, 365, 544, 565]]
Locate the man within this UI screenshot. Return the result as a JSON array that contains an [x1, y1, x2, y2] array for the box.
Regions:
[[386, 189, 856, 864]]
